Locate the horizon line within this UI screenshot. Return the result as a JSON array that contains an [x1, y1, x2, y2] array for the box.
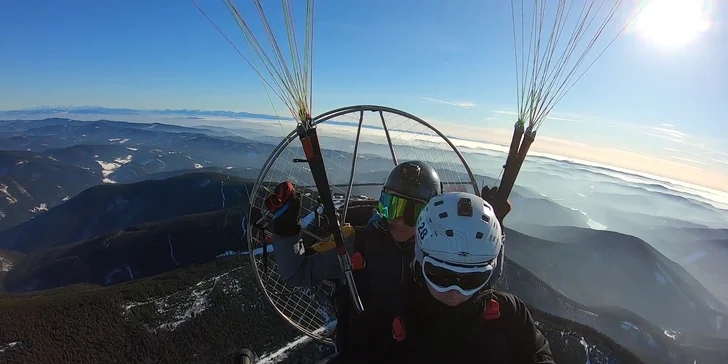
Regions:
[[2, 105, 728, 197]]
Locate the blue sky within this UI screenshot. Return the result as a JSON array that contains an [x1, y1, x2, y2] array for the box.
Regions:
[[1, 0, 727, 178]]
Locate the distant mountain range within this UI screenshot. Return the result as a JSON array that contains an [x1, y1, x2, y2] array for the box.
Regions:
[[0, 149, 101, 230], [0, 117, 586, 231], [0, 105, 290, 121], [509, 224, 727, 337]]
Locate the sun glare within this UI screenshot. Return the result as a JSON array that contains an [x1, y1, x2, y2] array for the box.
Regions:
[[635, 0, 712, 49]]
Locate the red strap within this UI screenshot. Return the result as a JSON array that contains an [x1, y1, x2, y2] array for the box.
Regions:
[[392, 316, 407, 342], [351, 252, 366, 270], [482, 298, 501, 320]]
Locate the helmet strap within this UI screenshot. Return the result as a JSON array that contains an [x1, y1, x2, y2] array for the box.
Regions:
[[411, 260, 427, 288]]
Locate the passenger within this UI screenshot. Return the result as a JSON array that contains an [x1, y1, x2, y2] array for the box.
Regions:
[[262, 160, 443, 357]]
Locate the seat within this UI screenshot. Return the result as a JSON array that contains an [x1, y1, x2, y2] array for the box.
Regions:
[[337, 200, 379, 227]]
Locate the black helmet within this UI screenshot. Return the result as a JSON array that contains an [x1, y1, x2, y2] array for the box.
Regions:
[[383, 160, 442, 202], [378, 161, 442, 227]]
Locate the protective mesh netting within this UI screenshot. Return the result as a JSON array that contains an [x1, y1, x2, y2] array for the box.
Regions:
[[247, 106, 477, 342]]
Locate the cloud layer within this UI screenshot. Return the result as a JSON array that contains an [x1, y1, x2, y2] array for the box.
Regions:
[[421, 97, 476, 108]]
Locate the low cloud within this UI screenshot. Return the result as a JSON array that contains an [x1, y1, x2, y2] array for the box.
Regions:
[[421, 97, 476, 108], [649, 126, 688, 140], [668, 156, 709, 165], [415, 117, 728, 192], [523, 136, 728, 192], [490, 110, 584, 123], [545, 115, 584, 123], [484, 116, 505, 124], [492, 110, 519, 116]]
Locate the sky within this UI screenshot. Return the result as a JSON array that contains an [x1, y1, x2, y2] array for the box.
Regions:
[[1, 0, 727, 188]]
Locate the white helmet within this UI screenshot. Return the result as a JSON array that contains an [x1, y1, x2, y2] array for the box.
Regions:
[[414, 192, 504, 296]]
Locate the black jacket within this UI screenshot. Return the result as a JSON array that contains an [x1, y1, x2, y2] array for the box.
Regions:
[[332, 221, 415, 356], [334, 233, 554, 364], [401, 287, 554, 363], [334, 286, 554, 364], [271, 215, 415, 356]]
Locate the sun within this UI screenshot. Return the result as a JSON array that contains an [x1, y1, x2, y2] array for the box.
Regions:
[[635, 0, 712, 49]]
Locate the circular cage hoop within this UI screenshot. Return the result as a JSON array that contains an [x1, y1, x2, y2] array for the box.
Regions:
[[247, 105, 479, 344]]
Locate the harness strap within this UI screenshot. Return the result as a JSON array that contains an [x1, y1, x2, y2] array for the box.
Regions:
[[390, 291, 503, 344], [332, 224, 374, 354], [483, 297, 501, 320]]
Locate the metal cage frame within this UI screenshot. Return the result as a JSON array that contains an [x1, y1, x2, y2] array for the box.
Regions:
[[247, 105, 479, 344]]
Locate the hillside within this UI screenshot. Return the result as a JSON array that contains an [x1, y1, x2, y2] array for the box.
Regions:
[[126, 166, 261, 184], [497, 257, 727, 363], [0, 172, 252, 253], [0, 118, 277, 180], [0, 257, 312, 364], [0, 256, 659, 364], [0, 150, 101, 230], [2, 208, 245, 293], [504, 225, 728, 339], [0, 249, 25, 292], [357, 169, 590, 228], [0, 197, 724, 362], [639, 226, 728, 308]]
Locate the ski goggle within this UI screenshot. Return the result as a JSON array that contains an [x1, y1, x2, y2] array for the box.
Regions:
[[421, 255, 494, 296], [378, 189, 426, 227]]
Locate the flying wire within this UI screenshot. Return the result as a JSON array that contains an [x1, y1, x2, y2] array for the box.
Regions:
[[190, 0, 288, 136]]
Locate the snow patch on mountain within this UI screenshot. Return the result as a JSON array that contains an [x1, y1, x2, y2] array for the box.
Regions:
[[257, 327, 327, 364], [216, 250, 245, 258], [621, 321, 639, 331], [663, 330, 678, 340], [0, 341, 22, 354], [168, 234, 180, 266], [97, 155, 133, 183], [97, 161, 119, 177], [29, 203, 48, 213], [121, 267, 244, 332], [0, 184, 17, 204], [0, 256, 13, 272], [115, 155, 133, 164], [220, 181, 226, 208], [13, 181, 30, 198], [579, 337, 591, 364]]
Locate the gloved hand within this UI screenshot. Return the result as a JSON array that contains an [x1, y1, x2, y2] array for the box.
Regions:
[[481, 185, 511, 225], [264, 181, 302, 237]]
